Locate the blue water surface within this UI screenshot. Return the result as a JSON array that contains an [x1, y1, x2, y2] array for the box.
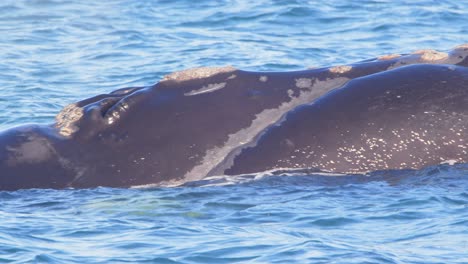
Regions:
[[0, 0, 467, 263]]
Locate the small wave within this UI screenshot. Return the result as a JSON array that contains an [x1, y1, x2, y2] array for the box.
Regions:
[[173, 163, 468, 188]]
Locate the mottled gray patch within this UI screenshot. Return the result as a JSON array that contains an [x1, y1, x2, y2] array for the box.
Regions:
[[295, 78, 313, 89], [6, 135, 54, 166], [5, 133, 87, 181], [183, 77, 350, 181]]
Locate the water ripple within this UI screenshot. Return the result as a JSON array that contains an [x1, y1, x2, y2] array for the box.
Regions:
[[0, 0, 468, 262]]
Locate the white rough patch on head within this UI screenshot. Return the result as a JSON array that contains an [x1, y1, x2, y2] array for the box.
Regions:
[[413, 49, 448, 61], [378, 54, 402, 60], [227, 74, 237, 80], [388, 45, 468, 70], [295, 78, 313, 89], [55, 103, 84, 137], [329, 65, 352, 74], [162, 66, 236, 83], [455, 43, 468, 49], [259, 76, 268, 82], [182, 76, 350, 181], [449, 43, 468, 60], [6, 135, 55, 166], [184, 82, 227, 96]]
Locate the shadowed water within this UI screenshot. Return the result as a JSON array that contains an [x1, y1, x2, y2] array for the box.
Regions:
[[0, 0, 467, 263]]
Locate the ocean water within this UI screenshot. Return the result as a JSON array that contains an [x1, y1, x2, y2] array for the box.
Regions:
[[0, 0, 467, 263]]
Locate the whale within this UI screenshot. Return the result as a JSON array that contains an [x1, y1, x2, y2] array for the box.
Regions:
[[0, 44, 467, 190]]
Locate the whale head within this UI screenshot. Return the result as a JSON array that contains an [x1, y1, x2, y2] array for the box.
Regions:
[[0, 125, 76, 190]]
